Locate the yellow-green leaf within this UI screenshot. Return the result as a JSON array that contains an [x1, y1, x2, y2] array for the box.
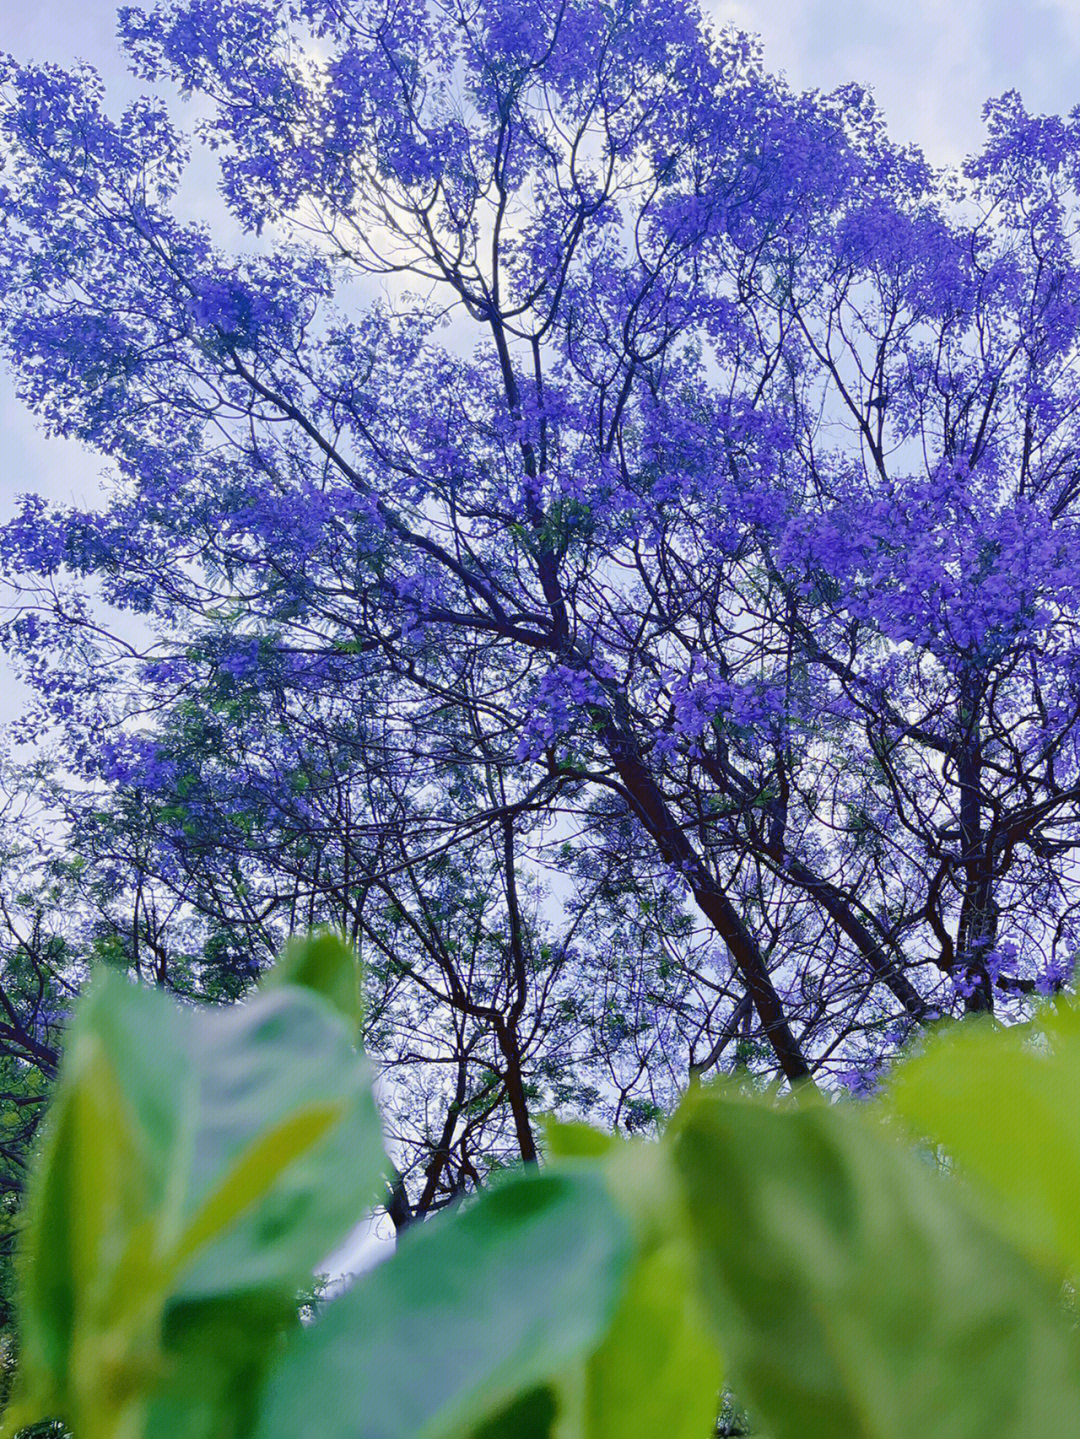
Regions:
[[887, 999, 1080, 1278], [671, 1087, 1080, 1439]]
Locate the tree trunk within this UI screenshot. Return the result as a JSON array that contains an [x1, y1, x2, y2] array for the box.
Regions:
[[599, 717, 814, 1087]]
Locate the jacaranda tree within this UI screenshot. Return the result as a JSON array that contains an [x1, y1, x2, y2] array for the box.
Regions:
[[1, 0, 1079, 1168]]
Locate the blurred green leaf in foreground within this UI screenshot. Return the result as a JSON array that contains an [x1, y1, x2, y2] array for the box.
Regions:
[[4, 937, 1080, 1439]]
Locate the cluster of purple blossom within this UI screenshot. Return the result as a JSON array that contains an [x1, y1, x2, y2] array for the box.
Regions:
[[0, 0, 1077, 1094]]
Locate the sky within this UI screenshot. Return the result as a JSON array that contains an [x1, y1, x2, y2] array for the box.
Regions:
[[1, 0, 1079, 693]]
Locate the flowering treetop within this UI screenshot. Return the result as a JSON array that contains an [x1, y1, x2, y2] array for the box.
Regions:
[[1, 0, 1079, 1091]]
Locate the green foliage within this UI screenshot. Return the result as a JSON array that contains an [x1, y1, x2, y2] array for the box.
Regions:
[[887, 1001, 1080, 1279], [4, 947, 1080, 1439], [4, 935, 384, 1439], [672, 1090, 1080, 1439], [257, 1168, 631, 1439], [579, 1236, 720, 1439], [259, 931, 363, 1039]]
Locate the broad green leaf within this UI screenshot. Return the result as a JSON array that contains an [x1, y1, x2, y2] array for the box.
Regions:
[[171, 988, 384, 1302], [540, 1118, 620, 1160], [887, 1000, 1080, 1278], [254, 1168, 633, 1439], [468, 1386, 559, 1438], [173, 1103, 342, 1272], [5, 1023, 164, 1439], [473, 1132, 721, 1439], [671, 1088, 1080, 1439], [141, 1293, 295, 1439], [581, 1237, 722, 1439], [6, 970, 386, 1439], [153, 985, 385, 1439], [566, 1138, 722, 1439], [261, 931, 363, 1036]]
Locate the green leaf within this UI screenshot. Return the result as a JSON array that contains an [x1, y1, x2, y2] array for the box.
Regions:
[[142, 1292, 293, 1439], [540, 1118, 620, 1160], [261, 931, 363, 1037], [6, 989, 181, 1439], [671, 1088, 1080, 1439], [254, 1167, 633, 1439], [581, 1238, 721, 1439], [7, 970, 386, 1439], [467, 1386, 558, 1439], [170, 988, 384, 1303], [887, 1000, 1080, 1278], [173, 1101, 344, 1275], [563, 1137, 722, 1439]]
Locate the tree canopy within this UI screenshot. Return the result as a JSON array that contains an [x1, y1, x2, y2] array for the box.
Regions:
[[1, 0, 1079, 1213]]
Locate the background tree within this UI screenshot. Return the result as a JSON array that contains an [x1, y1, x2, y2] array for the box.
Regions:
[[0, 0, 1077, 1161]]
